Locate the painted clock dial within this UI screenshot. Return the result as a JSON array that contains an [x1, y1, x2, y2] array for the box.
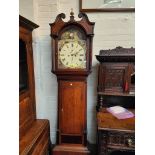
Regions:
[[58, 29, 86, 69]]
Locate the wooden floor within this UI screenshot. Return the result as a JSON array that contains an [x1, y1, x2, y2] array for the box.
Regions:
[[51, 144, 135, 155], [51, 144, 136, 155]]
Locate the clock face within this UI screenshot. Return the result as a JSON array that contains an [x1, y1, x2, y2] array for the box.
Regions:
[[58, 30, 86, 69], [59, 42, 85, 68]]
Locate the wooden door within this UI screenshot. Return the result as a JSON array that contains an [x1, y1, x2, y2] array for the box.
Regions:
[[58, 80, 86, 144]]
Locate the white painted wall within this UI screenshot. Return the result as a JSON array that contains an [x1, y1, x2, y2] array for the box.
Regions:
[[19, 0, 34, 21], [19, 0, 135, 144]]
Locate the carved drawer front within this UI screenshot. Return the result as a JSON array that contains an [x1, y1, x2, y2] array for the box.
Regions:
[[99, 131, 135, 155], [107, 131, 135, 148]]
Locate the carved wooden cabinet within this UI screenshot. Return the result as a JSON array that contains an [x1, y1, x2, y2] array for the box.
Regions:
[[96, 47, 135, 155], [19, 15, 50, 155]]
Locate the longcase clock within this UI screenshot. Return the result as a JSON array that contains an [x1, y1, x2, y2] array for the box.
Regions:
[[50, 10, 95, 154]]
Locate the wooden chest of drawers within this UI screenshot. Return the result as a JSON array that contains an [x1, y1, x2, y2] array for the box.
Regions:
[[97, 109, 135, 155]]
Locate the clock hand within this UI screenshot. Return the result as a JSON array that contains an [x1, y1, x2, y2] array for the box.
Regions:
[[70, 49, 74, 53], [74, 51, 80, 56], [71, 50, 77, 56]]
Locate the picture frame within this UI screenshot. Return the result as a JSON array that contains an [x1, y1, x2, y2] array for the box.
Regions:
[[79, 0, 135, 12]]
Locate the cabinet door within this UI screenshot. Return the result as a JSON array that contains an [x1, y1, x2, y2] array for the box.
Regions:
[[98, 63, 131, 93], [59, 81, 86, 135]]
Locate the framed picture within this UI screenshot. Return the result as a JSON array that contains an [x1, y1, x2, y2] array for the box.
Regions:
[[79, 0, 135, 12]]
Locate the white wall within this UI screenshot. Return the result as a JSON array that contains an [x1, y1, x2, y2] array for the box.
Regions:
[[19, 0, 34, 21], [19, 0, 135, 144]]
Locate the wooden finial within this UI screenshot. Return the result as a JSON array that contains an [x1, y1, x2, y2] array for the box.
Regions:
[[70, 8, 74, 16]]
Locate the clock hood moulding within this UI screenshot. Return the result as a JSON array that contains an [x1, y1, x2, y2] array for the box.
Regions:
[[49, 12, 95, 37]]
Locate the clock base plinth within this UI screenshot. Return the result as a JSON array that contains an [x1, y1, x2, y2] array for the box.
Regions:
[[52, 145, 90, 155]]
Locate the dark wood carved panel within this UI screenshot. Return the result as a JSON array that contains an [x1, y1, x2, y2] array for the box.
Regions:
[[107, 131, 135, 148], [96, 46, 135, 63], [98, 63, 130, 93], [98, 130, 135, 155], [104, 69, 124, 89], [98, 63, 134, 94]]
